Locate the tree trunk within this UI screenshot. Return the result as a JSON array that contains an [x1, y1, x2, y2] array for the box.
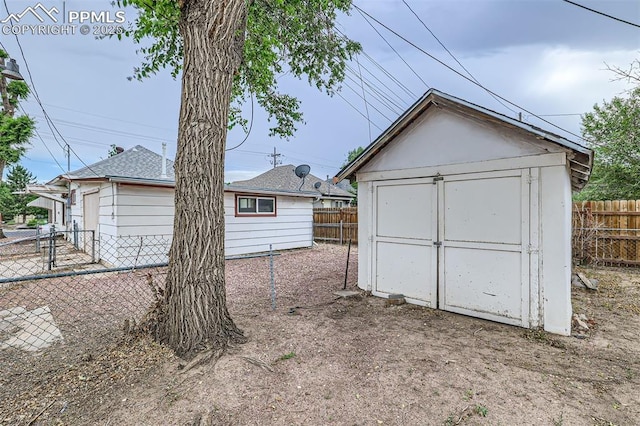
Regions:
[[158, 0, 248, 357]]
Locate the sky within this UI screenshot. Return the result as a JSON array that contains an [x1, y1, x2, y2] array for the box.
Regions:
[[0, 0, 638, 184]]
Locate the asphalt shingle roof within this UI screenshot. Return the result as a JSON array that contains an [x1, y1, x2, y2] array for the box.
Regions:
[[68, 145, 174, 181], [232, 165, 354, 199]]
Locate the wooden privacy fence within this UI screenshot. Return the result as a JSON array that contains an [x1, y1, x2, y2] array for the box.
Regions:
[[572, 200, 640, 267], [313, 207, 358, 244]]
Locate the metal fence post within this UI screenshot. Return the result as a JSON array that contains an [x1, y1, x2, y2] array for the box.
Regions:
[[339, 220, 343, 245], [48, 225, 55, 270], [35, 225, 40, 253], [269, 244, 276, 310], [91, 230, 96, 263], [73, 221, 79, 249]]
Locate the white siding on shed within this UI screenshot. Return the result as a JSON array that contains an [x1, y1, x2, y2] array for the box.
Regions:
[[354, 107, 576, 335]]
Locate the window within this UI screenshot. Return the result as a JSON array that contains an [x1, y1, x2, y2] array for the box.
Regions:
[[235, 195, 276, 216]]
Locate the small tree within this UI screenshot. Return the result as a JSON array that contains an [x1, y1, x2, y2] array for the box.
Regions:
[[575, 87, 640, 200], [342, 146, 364, 200], [4, 164, 39, 223]]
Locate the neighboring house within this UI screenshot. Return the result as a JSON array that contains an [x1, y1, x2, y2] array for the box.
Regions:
[[336, 89, 593, 336], [25, 184, 66, 227], [232, 164, 354, 208], [28, 145, 315, 266]]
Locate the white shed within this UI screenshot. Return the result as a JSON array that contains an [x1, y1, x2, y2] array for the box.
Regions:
[[336, 89, 593, 335]]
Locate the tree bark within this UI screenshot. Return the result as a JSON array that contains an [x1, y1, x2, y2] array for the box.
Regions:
[[158, 0, 248, 357]]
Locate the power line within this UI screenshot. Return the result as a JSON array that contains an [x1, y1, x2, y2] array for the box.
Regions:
[[343, 70, 403, 116], [401, 0, 517, 115], [538, 113, 584, 117], [344, 64, 406, 113], [335, 92, 384, 132], [226, 92, 254, 151], [29, 113, 171, 144], [353, 4, 587, 144], [355, 7, 431, 90], [3, 0, 100, 177], [355, 55, 372, 142], [343, 80, 395, 122], [25, 100, 176, 133], [350, 58, 411, 108], [562, 0, 640, 29]]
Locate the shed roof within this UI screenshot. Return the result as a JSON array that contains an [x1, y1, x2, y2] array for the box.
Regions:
[[336, 89, 593, 191], [232, 164, 354, 199]]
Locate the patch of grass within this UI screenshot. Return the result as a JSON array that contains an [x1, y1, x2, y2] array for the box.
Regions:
[[444, 414, 455, 426], [475, 404, 488, 417], [278, 351, 296, 361], [463, 389, 474, 401], [625, 367, 634, 380], [522, 329, 566, 349], [552, 412, 563, 426]]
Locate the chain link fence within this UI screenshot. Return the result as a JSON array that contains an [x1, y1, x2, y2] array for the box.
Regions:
[[0, 232, 168, 410], [573, 227, 640, 267]]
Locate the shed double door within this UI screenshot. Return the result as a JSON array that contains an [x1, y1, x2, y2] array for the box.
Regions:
[[372, 170, 532, 327]]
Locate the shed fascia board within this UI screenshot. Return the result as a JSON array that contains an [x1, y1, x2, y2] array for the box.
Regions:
[[336, 89, 593, 189], [356, 152, 567, 182]]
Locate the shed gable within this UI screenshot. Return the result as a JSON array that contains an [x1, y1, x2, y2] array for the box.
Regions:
[[360, 107, 565, 174]]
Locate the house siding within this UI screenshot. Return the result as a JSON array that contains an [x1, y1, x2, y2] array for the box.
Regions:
[[104, 185, 174, 267], [224, 192, 313, 256]]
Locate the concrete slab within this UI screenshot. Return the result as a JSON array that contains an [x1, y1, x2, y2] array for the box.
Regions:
[[333, 290, 360, 298], [0, 305, 63, 352]]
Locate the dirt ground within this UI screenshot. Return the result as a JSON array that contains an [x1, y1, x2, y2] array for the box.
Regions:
[[1, 244, 639, 425]]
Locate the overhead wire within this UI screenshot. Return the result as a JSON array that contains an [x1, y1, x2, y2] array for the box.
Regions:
[[226, 92, 254, 151], [344, 64, 406, 113], [3, 0, 101, 177], [355, 7, 431, 90], [351, 58, 412, 107], [343, 80, 395, 122], [343, 71, 403, 115], [335, 92, 384, 132], [353, 4, 588, 144], [355, 55, 372, 141], [360, 51, 417, 99], [401, 0, 517, 115], [562, 0, 640, 29]]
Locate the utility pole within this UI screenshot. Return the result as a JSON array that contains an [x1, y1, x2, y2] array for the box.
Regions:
[[268, 147, 282, 169], [0, 51, 26, 238], [66, 143, 71, 230]]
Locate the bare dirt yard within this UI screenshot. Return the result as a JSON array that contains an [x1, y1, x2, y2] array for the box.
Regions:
[[1, 244, 639, 425]]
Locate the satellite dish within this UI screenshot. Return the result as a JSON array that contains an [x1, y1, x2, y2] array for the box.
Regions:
[[294, 164, 311, 191], [294, 164, 311, 178], [313, 181, 322, 190]]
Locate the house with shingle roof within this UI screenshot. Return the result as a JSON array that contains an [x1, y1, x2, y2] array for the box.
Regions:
[[27, 145, 317, 266], [232, 164, 354, 208]]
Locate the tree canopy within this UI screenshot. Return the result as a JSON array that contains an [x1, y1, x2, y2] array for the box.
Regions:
[[118, 0, 360, 138], [575, 86, 640, 200], [0, 49, 34, 181], [0, 164, 40, 222]]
